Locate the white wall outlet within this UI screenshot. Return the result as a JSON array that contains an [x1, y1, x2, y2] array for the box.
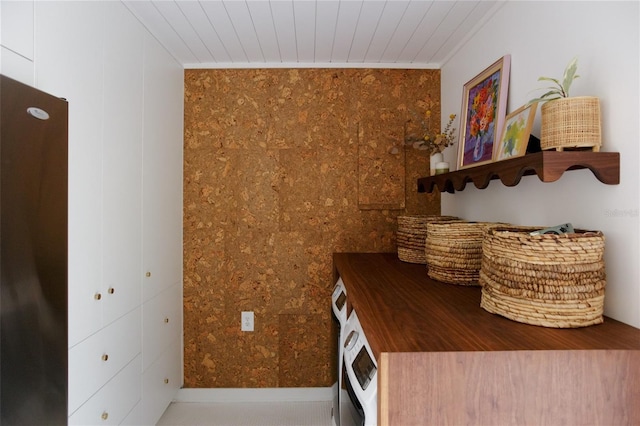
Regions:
[[241, 311, 254, 332]]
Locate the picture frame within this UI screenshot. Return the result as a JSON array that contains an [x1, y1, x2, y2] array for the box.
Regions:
[[457, 55, 511, 169], [494, 103, 537, 162]]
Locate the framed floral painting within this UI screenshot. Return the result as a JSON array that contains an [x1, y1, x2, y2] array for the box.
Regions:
[[457, 55, 511, 169], [494, 103, 537, 162]]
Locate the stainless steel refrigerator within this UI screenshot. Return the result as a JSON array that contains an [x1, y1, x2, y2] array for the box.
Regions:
[[1, 75, 68, 425]]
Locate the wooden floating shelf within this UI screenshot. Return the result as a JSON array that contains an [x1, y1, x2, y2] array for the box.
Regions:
[[417, 151, 620, 194]]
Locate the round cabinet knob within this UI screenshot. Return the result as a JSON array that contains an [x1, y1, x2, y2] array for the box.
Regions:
[[101, 411, 108, 420], [344, 330, 359, 350], [101, 354, 109, 362], [164, 378, 169, 384], [164, 317, 170, 324], [145, 271, 151, 277], [94, 293, 102, 300], [107, 287, 115, 294]]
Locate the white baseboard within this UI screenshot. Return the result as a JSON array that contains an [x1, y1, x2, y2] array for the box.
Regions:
[[173, 387, 334, 403]]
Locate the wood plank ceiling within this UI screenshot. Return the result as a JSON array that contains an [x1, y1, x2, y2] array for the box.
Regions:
[[124, 0, 501, 68]]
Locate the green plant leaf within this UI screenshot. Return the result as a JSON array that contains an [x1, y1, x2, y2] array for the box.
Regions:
[[562, 56, 579, 96], [527, 88, 563, 106], [528, 56, 581, 105], [538, 89, 564, 99], [526, 94, 562, 106], [537, 76, 562, 86]]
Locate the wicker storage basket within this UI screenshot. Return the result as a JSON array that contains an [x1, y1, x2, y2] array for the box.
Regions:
[[540, 96, 601, 151], [396, 215, 460, 264], [425, 221, 499, 285], [480, 226, 606, 328]]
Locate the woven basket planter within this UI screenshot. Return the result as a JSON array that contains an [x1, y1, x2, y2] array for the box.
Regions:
[[396, 215, 460, 264], [480, 226, 606, 328], [540, 96, 601, 151], [425, 221, 500, 285]]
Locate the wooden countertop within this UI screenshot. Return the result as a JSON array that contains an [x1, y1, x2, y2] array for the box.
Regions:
[[334, 252, 640, 359]]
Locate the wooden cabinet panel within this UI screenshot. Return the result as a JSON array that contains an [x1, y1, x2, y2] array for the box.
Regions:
[[335, 253, 640, 426], [334, 253, 640, 358], [380, 350, 640, 426]]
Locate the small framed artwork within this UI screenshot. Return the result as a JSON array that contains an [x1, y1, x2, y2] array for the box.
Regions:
[[494, 103, 537, 162], [457, 55, 511, 169]]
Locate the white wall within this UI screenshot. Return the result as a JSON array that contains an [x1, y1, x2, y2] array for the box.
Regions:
[[440, 1, 640, 328], [0, 0, 35, 84]]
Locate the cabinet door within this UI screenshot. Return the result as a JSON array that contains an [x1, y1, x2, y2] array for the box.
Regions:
[[101, 0, 144, 325], [121, 401, 143, 426], [141, 336, 182, 426], [34, 0, 106, 347], [142, 282, 182, 371], [68, 308, 141, 414], [142, 33, 184, 303], [68, 355, 141, 426]]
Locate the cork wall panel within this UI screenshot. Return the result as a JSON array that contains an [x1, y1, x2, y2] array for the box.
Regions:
[[184, 68, 441, 388], [357, 109, 406, 209], [278, 314, 332, 387]]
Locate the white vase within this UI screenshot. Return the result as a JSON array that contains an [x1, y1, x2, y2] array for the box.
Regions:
[[435, 161, 450, 174], [429, 152, 443, 176]]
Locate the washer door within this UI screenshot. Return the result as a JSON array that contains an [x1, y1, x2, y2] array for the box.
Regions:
[[340, 361, 364, 426]]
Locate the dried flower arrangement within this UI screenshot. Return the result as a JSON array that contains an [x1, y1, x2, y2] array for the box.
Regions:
[[405, 101, 458, 155]]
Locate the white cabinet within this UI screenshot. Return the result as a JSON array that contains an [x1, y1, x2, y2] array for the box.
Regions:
[[68, 355, 142, 426], [34, 3, 148, 419], [68, 308, 142, 414], [141, 283, 182, 425], [141, 282, 182, 422], [122, 401, 143, 426], [141, 30, 184, 424], [26, 1, 183, 423], [142, 30, 184, 304], [143, 283, 182, 371], [100, 0, 144, 326], [142, 336, 182, 426], [34, 0, 106, 347]]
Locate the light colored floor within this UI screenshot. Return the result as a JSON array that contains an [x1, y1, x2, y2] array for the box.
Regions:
[[156, 400, 333, 426]]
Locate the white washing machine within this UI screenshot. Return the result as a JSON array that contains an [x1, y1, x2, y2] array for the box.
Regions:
[[331, 278, 348, 426], [340, 310, 377, 426]]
